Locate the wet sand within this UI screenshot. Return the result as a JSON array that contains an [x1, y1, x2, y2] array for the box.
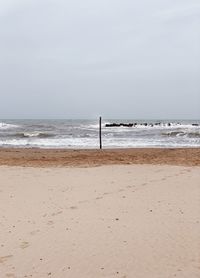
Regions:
[[0, 164, 200, 278], [0, 148, 199, 167]]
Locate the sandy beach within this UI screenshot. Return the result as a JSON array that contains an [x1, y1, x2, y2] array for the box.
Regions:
[[0, 148, 200, 167], [1, 0, 199, 275], [0, 156, 200, 278]]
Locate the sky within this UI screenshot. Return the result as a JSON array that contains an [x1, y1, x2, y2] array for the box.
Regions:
[[0, 0, 199, 119]]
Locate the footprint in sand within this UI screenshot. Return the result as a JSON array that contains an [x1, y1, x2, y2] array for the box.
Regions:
[[78, 200, 88, 204], [20, 241, 29, 249], [30, 229, 40, 235], [103, 192, 111, 195], [6, 274, 16, 278], [51, 211, 63, 216], [0, 255, 13, 263], [47, 220, 54, 225], [96, 197, 103, 200], [70, 206, 78, 210]]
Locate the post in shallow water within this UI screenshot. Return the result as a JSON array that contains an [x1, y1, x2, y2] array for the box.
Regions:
[[99, 116, 102, 149]]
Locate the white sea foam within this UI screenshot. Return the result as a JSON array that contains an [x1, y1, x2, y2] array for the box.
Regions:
[[23, 132, 41, 137], [80, 123, 100, 129], [0, 120, 199, 148], [0, 138, 98, 148], [0, 135, 199, 148], [0, 122, 19, 129]]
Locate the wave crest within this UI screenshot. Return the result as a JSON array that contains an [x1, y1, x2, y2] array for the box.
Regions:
[[14, 132, 55, 138], [163, 131, 200, 138], [0, 122, 19, 130]]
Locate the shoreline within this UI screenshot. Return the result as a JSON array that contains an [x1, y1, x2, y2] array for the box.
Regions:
[[0, 147, 199, 167]]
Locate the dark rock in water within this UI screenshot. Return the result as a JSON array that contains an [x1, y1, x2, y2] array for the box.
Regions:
[[105, 123, 121, 127], [105, 122, 133, 127], [192, 123, 199, 126], [168, 123, 171, 126], [122, 123, 133, 127], [111, 123, 117, 127], [155, 122, 161, 126]]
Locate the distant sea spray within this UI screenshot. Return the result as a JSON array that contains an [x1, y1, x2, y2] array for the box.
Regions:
[[0, 119, 200, 148]]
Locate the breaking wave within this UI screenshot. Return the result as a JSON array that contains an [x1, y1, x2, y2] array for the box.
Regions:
[[162, 131, 200, 138], [13, 132, 55, 138], [0, 122, 19, 130], [0, 120, 200, 148]]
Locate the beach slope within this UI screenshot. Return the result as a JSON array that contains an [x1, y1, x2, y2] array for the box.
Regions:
[[0, 164, 199, 278], [0, 148, 200, 167]]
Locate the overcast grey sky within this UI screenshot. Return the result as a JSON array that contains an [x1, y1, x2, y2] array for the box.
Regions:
[[0, 0, 199, 119]]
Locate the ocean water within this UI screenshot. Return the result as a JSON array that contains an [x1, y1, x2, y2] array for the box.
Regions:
[[0, 119, 200, 148]]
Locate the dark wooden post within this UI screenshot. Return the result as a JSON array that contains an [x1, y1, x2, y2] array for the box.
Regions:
[[99, 116, 102, 149]]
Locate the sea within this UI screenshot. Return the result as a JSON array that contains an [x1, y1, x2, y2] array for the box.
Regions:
[[0, 119, 200, 149]]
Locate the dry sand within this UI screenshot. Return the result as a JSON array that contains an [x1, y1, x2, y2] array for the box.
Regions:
[[0, 164, 200, 278]]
